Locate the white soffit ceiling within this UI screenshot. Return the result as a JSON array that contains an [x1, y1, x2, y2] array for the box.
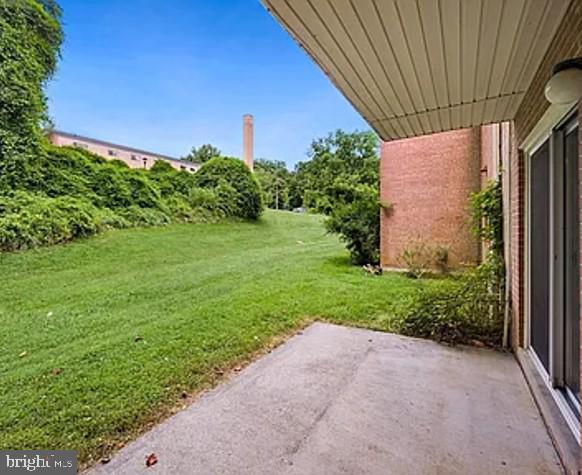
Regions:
[[262, 0, 572, 141]]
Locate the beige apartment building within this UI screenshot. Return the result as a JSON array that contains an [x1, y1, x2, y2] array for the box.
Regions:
[[48, 130, 200, 173]]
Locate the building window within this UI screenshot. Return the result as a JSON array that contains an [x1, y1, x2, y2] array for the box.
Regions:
[[190, 168, 195, 172], [180, 165, 187, 171], [72, 141, 88, 149], [108, 149, 118, 157]]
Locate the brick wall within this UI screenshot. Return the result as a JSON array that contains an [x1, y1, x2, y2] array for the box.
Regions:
[[379, 128, 481, 269]]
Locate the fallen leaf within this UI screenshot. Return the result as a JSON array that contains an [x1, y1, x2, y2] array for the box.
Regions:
[[145, 453, 158, 467], [469, 339, 486, 348], [19, 351, 28, 358]]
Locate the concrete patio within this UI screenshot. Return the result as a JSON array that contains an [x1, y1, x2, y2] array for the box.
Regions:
[[87, 323, 563, 474]]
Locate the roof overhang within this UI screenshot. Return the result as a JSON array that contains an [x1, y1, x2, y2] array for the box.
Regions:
[[262, 0, 572, 141]]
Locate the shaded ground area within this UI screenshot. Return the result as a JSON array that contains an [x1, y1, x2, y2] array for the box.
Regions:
[[88, 323, 562, 475]]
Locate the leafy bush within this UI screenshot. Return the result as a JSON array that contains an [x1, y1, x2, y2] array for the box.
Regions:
[[399, 240, 453, 278], [214, 182, 240, 217], [400, 245, 428, 278], [117, 206, 172, 228], [89, 166, 133, 208], [398, 281, 466, 343], [194, 157, 263, 220], [433, 245, 450, 274], [398, 267, 503, 346], [399, 241, 437, 278], [398, 179, 506, 347], [94, 207, 130, 230], [186, 187, 220, 211], [0, 192, 101, 251], [125, 172, 162, 209], [108, 159, 129, 169], [325, 184, 379, 265], [150, 160, 175, 174]]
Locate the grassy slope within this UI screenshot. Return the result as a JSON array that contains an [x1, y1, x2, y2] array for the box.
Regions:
[[0, 210, 442, 464]]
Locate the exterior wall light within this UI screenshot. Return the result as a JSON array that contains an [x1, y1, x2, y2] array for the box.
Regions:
[[545, 57, 582, 104]]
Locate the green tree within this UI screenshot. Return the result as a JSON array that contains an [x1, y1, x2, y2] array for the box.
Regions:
[[293, 130, 378, 213], [290, 130, 380, 264], [0, 0, 63, 191], [254, 159, 292, 210], [183, 144, 221, 164]]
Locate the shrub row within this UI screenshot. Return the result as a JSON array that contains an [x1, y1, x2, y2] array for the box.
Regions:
[[396, 263, 504, 346], [0, 144, 263, 251], [0, 192, 101, 251]]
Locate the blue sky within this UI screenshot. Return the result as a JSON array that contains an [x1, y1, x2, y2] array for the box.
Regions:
[[46, 0, 369, 168]]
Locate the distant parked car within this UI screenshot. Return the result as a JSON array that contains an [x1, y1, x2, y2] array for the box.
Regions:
[[293, 207, 306, 214]]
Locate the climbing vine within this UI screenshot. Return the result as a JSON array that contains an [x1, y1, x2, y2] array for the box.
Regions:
[[470, 179, 503, 257], [470, 179, 506, 340], [0, 0, 63, 191]]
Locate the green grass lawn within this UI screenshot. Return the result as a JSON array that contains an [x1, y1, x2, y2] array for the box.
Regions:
[[0, 210, 444, 466]]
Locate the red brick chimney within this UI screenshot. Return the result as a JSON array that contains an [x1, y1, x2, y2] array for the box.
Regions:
[[243, 114, 254, 171]]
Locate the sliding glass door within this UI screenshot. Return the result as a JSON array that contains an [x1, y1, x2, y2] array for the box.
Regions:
[[564, 122, 580, 408], [528, 112, 579, 424], [530, 140, 551, 372]]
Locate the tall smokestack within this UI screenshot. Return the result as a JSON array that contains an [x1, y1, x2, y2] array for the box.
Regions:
[[243, 114, 254, 171]]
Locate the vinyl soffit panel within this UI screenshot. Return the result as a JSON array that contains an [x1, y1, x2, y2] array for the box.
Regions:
[[263, 0, 572, 141]]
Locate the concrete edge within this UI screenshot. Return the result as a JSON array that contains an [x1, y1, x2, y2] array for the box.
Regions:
[[516, 349, 579, 475], [80, 322, 315, 472]]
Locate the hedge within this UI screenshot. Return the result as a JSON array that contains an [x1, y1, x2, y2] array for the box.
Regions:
[[0, 145, 263, 252], [194, 157, 263, 220]]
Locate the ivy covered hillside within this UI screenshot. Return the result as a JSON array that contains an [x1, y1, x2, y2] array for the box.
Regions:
[[0, 0, 263, 252]]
